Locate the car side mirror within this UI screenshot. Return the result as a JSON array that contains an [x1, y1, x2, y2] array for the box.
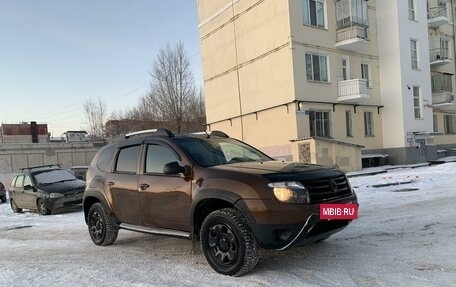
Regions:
[[163, 161, 187, 175], [24, 185, 36, 192]]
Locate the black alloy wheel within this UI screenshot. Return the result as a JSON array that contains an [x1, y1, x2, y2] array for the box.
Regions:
[[87, 203, 118, 246], [200, 208, 259, 276]]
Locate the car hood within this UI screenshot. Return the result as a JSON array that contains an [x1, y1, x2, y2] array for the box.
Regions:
[[211, 161, 344, 181], [38, 180, 86, 193]]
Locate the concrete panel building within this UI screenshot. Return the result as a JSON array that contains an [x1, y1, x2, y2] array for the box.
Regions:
[[197, 0, 456, 166]]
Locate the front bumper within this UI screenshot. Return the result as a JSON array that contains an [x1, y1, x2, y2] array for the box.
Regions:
[[44, 192, 84, 210], [236, 193, 358, 250]]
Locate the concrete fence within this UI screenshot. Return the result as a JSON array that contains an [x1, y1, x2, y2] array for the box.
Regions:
[[0, 142, 101, 173]]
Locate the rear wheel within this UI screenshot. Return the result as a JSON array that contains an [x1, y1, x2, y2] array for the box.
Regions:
[[200, 208, 259, 276], [88, 202, 118, 246], [0, 195, 6, 203], [37, 199, 51, 215], [10, 199, 23, 213]]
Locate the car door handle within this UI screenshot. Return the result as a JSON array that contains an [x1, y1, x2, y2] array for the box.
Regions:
[[108, 182, 115, 188], [139, 184, 149, 191]]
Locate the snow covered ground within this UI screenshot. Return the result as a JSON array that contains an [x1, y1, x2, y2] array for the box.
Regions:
[[1, 163, 456, 286]]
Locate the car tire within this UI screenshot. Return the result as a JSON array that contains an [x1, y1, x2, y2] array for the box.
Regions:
[[10, 199, 23, 213], [200, 208, 260, 276], [0, 195, 6, 203], [88, 202, 119, 246], [37, 199, 51, 215]]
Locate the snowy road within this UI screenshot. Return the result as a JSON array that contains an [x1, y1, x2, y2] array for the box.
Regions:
[[1, 163, 456, 286]]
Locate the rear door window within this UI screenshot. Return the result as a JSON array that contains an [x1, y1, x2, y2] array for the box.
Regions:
[[115, 145, 141, 173], [15, 175, 24, 188]]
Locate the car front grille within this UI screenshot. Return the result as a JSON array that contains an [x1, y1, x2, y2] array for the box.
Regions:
[[302, 175, 352, 203]]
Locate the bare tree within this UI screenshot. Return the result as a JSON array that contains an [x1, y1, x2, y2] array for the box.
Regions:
[[104, 42, 206, 138], [187, 87, 206, 130], [148, 41, 195, 133], [83, 98, 107, 139]]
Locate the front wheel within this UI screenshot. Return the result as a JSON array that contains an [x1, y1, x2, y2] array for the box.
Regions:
[[87, 202, 118, 246], [0, 195, 6, 203], [200, 208, 260, 276], [37, 199, 51, 215]]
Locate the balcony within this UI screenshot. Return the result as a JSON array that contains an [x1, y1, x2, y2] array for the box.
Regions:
[[335, 24, 368, 51], [428, 7, 448, 28], [429, 48, 451, 67], [432, 73, 454, 107], [338, 79, 369, 103], [433, 92, 454, 107]]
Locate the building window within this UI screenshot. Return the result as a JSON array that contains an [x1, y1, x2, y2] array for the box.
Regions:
[[432, 73, 452, 92], [364, 111, 374, 136], [309, 110, 331, 138], [410, 39, 418, 69], [413, 86, 422, 119], [345, 110, 353, 137], [438, 0, 448, 15], [433, 114, 438, 132], [361, 63, 371, 88], [444, 115, 456, 134], [335, 0, 369, 28], [342, 58, 349, 80], [409, 0, 415, 20], [303, 0, 326, 28], [440, 37, 449, 59], [306, 53, 329, 82]]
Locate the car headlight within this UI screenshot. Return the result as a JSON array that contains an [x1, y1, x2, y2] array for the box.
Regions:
[[268, 182, 309, 203], [49, 193, 64, 199]]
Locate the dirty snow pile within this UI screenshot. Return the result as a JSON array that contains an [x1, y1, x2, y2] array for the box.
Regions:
[[0, 163, 455, 286]]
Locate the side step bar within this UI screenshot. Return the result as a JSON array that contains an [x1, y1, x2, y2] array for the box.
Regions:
[[119, 223, 191, 239]]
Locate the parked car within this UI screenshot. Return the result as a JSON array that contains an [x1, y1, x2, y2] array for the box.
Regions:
[[0, 181, 6, 203], [68, 166, 89, 181], [9, 165, 86, 215], [83, 129, 358, 276]]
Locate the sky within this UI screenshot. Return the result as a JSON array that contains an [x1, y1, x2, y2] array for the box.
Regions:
[[0, 0, 202, 136]]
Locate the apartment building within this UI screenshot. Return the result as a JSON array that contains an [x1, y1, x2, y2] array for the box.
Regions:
[[197, 0, 456, 165]]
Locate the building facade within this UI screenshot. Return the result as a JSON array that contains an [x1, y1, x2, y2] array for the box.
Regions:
[[197, 0, 456, 165], [0, 122, 49, 144]]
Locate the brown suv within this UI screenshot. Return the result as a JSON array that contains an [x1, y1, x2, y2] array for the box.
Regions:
[[83, 129, 357, 276]]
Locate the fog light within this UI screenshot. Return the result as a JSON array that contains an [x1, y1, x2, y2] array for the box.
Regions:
[[273, 229, 293, 242]]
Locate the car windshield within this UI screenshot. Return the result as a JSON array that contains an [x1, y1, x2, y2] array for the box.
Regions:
[[33, 169, 78, 186], [175, 137, 272, 167]]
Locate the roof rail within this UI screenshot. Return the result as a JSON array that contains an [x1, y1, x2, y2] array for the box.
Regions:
[[210, 130, 229, 138], [125, 128, 174, 139], [19, 164, 61, 172], [189, 130, 229, 138]]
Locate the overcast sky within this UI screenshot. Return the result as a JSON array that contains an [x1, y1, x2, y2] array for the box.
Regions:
[[0, 0, 202, 136]]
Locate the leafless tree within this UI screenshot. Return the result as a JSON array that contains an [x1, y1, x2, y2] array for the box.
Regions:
[[187, 87, 206, 130], [83, 98, 107, 139], [148, 41, 196, 133], [105, 42, 206, 138]]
